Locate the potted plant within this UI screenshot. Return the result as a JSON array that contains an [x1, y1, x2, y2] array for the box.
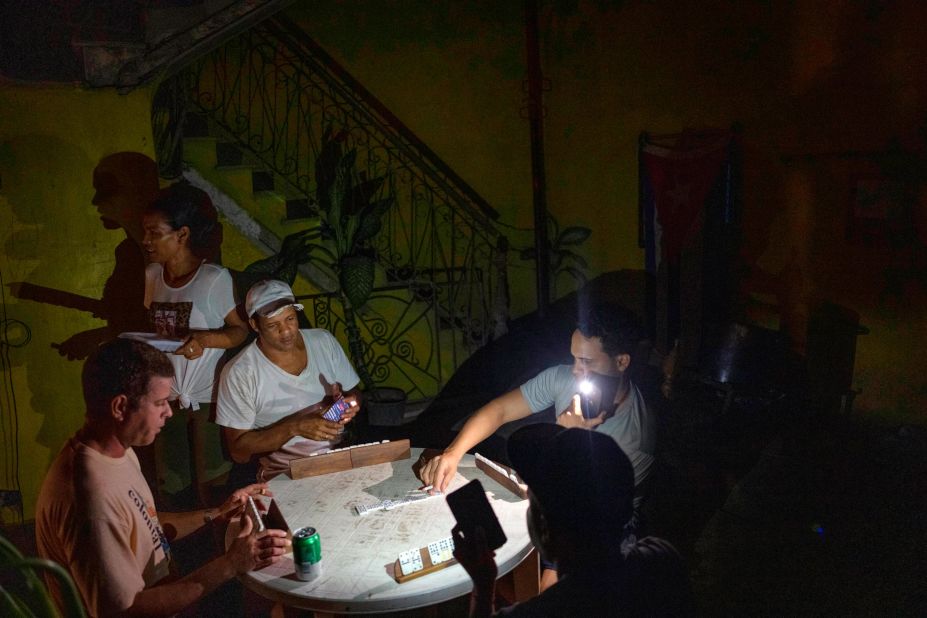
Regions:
[[290, 126, 405, 424], [519, 212, 592, 296], [1, 532, 86, 617]]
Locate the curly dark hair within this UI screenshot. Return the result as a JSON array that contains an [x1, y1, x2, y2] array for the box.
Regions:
[[576, 302, 643, 357], [146, 182, 222, 260], [82, 339, 174, 420]]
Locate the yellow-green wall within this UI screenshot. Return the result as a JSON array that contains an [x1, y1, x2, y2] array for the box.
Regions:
[[291, 0, 927, 426], [1, 84, 156, 519], [3, 0, 927, 520], [0, 84, 272, 519]]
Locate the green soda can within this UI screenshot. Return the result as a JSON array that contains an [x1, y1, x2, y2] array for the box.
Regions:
[[293, 527, 322, 581]]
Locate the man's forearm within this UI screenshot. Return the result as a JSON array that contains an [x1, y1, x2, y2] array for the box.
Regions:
[[126, 554, 236, 616], [197, 324, 247, 350], [159, 509, 211, 541], [445, 407, 504, 458], [226, 420, 297, 463], [446, 389, 529, 457]]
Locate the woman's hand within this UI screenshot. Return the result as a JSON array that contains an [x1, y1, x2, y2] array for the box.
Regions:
[[175, 332, 208, 360]]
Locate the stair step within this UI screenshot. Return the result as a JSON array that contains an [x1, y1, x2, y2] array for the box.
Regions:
[[183, 113, 210, 138], [252, 170, 275, 192], [285, 198, 317, 220], [216, 142, 244, 166], [182, 137, 218, 169]]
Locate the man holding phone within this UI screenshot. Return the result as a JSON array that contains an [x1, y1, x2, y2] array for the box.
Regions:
[[35, 339, 289, 617], [421, 303, 655, 590], [216, 279, 361, 480], [452, 425, 691, 617], [420, 303, 656, 501]]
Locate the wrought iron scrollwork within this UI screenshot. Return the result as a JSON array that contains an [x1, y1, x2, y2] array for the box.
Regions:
[[153, 15, 509, 398]]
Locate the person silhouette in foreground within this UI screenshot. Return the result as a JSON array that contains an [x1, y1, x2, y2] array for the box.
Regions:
[[452, 424, 693, 617]]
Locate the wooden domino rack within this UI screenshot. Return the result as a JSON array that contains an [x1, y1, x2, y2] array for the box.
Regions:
[[393, 536, 457, 583], [289, 439, 411, 479]]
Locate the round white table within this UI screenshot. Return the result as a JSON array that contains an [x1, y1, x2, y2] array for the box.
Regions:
[[229, 448, 535, 614]]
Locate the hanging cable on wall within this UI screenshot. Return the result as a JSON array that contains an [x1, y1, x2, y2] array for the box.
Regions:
[[0, 266, 31, 525]]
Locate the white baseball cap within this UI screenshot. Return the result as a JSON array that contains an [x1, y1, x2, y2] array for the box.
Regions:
[[245, 279, 305, 318]]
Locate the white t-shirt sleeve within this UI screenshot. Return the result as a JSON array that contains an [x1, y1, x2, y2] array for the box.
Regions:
[[215, 362, 258, 430], [317, 330, 361, 391], [206, 267, 237, 322], [519, 365, 569, 413]]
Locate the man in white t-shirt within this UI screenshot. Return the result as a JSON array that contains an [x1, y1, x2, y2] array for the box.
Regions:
[[216, 279, 362, 480], [35, 339, 289, 617]]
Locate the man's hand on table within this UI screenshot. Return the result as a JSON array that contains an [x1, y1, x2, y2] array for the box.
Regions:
[[227, 513, 290, 573], [556, 394, 605, 430], [419, 450, 461, 493]]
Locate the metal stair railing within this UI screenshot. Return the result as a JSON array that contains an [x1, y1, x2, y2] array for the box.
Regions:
[[156, 15, 509, 398]]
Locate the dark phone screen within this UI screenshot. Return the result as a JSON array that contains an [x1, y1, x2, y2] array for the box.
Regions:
[[579, 372, 621, 419], [446, 479, 507, 550], [263, 499, 290, 534]]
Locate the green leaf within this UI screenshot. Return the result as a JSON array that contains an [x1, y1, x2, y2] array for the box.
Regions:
[[315, 127, 343, 213], [305, 243, 338, 266], [558, 250, 588, 268], [340, 254, 376, 309], [347, 177, 385, 217], [557, 226, 592, 246], [559, 266, 588, 285], [308, 258, 339, 284], [326, 157, 354, 247], [354, 197, 393, 244]]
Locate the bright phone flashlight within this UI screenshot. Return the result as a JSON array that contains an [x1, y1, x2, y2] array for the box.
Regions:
[[578, 379, 595, 395]]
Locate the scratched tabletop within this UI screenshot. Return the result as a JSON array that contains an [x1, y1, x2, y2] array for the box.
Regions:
[[231, 448, 532, 613]]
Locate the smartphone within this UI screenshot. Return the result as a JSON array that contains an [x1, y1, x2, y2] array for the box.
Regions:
[[322, 396, 353, 421], [578, 372, 621, 419], [445, 479, 507, 551], [263, 499, 290, 537], [246, 495, 266, 532]]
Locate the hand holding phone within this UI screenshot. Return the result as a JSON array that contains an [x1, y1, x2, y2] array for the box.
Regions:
[[322, 396, 354, 421], [245, 496, 265, 532], [577, 372, 621, 419], [446, 480, 507, 551]]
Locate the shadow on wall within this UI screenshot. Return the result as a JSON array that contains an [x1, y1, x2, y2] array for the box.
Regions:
[[9, 152, 156, 360], [2, 144, 157, 460]]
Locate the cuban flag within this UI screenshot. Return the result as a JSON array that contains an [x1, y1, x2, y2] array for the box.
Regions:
[[639, 130, 736, 273]]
